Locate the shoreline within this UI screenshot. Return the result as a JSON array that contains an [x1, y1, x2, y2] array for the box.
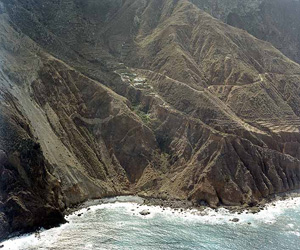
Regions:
[[2, 189, 300, 245], [142, 189, 300, 215], [3, 194, 300, 250], [65, 189, 300, 217]]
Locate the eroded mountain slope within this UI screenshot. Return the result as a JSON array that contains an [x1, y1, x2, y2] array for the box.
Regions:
[[190, 0, 300, 64], [0, 7, 162, 239], [1, 0, 300, 240]]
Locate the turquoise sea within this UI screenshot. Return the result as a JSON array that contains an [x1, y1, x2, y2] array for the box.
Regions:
[[2, 196, 300, 250]]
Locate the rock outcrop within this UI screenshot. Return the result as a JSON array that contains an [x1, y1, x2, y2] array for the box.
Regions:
[[0, 94, 65, 239], [190, 0, 300, 64], [1, 0, 300, 240], [139, 209, 151, 216]]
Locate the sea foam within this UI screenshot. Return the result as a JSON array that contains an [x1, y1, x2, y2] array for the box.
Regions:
[[2, 196, 300, 250]]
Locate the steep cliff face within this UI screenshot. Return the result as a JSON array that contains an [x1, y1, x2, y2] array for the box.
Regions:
[[0, 2, 165, 239], [0, 91, 65, 240], [1, 0, 300, 240], [190, 0, 300, 64]]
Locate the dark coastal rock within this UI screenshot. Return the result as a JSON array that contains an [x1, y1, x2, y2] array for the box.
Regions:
[[139, 210, 151, 216], [0, 212, 9, 240], [249, 207, 262, 214], [0, 117, 65, 241], [231, 218, 240, 223], [1, 0, 300, 241]]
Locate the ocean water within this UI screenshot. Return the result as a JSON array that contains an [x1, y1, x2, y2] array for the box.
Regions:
[[2, 196, 300, 250]]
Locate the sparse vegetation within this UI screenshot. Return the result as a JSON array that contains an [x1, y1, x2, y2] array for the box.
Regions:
[[132, 105, 152, 125], [3, 0, 300, 242]]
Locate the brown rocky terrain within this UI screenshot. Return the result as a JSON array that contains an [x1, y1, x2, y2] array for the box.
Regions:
[[1, 0, 300, 240], [191, 0, 300, 64]]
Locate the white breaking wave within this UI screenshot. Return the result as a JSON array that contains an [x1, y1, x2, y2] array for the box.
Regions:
[[2, 196, 300, 250], [66, 195, 300, 225]]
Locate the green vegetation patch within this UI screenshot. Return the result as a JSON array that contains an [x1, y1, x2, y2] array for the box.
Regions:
[[132, 105, 152, 125]]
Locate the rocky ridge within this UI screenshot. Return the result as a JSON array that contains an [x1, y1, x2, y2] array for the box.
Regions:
[[1, 0, 300, 240], [190, 0, 300, 64]]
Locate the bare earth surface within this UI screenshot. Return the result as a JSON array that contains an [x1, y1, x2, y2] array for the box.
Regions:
[[1, 0, 300, 240]]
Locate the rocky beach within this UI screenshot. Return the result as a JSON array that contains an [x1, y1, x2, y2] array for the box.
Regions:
[[1, 0, 300, 245], [2, 195, 300, 250]]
